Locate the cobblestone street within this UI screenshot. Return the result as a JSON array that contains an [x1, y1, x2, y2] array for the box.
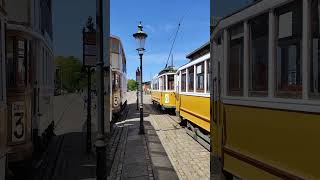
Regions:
[[143, 95, 210, 180]]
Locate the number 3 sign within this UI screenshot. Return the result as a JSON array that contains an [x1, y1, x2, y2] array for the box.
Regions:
[[11, 102, 25, 143]]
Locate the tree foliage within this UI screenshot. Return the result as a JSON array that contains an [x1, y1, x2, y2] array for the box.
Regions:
[[54, 56, 93, 92], [127, 79, 137, 91]]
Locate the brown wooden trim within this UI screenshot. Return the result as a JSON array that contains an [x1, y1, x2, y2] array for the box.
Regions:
[[223, 147, 305, 180], [180, 107, 210, 122]]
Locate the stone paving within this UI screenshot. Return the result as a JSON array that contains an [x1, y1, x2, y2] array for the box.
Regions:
[[108, 92, 178, 180], [144, 95, 210, 180]]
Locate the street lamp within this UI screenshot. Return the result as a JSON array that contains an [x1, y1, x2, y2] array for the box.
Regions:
[[133, 21, 148, 135]]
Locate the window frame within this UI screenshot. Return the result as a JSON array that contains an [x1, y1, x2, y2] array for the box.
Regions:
[[167, 74, 175, 91], [227, 23, 244, 96], [310, 0, 320, 99], [187, 66, 194, 92], [196, 62, 205, 93], [275, 1, 303, 99], [249, 14, 269, 97], [181, 70, 187, 92]]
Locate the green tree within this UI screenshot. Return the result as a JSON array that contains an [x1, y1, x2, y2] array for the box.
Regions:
[[54, 56, 90, 92], [127, 79, 137, 91]]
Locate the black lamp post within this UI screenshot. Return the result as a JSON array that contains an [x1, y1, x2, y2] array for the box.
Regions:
[[133, 22, 148, 135]]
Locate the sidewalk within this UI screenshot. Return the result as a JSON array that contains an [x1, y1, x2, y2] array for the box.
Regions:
[[32, 92, 178, 180], [109, 103, 179, 180]]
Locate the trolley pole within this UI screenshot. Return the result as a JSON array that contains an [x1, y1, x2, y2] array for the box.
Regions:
[[95, 0, 107, 179], [139, 54, 144, 134]]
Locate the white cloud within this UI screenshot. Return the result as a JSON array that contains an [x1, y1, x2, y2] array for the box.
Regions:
[[145, 24, 155, 33]]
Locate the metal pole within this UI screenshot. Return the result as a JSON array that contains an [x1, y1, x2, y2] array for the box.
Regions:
[[87, 68, 92, 153], [139, 54, 144, 134], [136, 68, 139, 110], [95, 0, 106, 179]]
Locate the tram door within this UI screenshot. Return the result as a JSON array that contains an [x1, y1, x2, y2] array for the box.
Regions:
[[6, 35, 32, 151]]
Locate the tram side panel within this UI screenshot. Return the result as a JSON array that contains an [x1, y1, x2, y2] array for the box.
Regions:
[[179, 94, 210, 132], [160, 91, 176, 109], [220, 104, 320, 179], [151, 90, 161, 105]]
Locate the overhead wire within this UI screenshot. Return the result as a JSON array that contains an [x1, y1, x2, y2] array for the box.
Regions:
[[165, 7, 192, 68]]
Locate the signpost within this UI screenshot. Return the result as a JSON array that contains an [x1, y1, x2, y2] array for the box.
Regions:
[[82, 17, 96, 153]]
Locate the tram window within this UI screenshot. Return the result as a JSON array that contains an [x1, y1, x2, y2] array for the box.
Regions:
[[276, 1, 302, 98], [196, 62, 204, 92], [311, 0, 320, 98], [228, 24, 244, 96], [163, 76, 167, 91], [249, 14, 268, 97], [181, 70, 186, 92], [6, 37, 27, 88], [160, 76, 165, 91], [168, 75, 174, 90], [188, 66, 194, 92]]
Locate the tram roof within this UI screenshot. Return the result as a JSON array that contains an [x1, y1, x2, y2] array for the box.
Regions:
[[158, 66, 177, 76], [186, 42, 210, 61], [212, 0, 289, 35]]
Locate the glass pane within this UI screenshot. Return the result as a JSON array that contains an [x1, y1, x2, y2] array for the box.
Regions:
[[311, 0, 320, 98], [181, 71, 186, 92], [276, 2, 302, 98], [249, 14, 268, 97], [228, 25, 244, 96], [188, 66, 194, 92], [168, 75, 174, 90], [196, 63, 204, 92], [276, 44, 301, 98]]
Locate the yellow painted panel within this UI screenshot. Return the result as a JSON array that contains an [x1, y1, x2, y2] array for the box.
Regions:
[[221, 104, 320, 179], [224, 154, 282, 180], [151, 91, 161, 104], [160, 92, 176, 108], [179, 94, 210, 132]]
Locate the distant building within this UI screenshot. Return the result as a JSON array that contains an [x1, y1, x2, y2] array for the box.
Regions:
[[143, 81, 151, 94]]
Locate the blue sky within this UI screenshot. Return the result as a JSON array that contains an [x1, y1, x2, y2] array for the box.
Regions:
[[111, 0, 209, 81], [53, 0, 249, 81]]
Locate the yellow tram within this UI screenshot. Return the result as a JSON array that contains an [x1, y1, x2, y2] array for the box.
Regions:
[[211, 0, 320, 179], [151, 66, 177, 110], [176, 43, 211, 145]]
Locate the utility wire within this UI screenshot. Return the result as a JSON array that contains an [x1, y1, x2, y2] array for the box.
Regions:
[[165, 8, 192, 68]]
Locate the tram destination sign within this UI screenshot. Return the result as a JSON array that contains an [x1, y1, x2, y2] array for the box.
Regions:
[[83, 32, 97, 67], [11, 102, 26, 143]]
